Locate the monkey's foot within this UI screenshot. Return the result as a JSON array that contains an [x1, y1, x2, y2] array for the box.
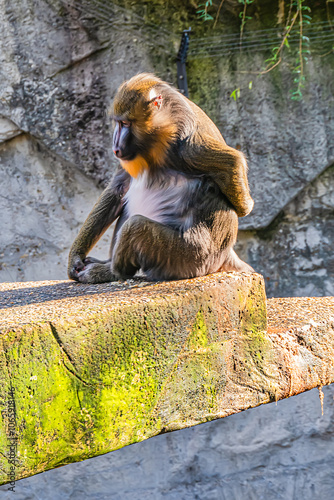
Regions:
[[76, 262, 118, 284]]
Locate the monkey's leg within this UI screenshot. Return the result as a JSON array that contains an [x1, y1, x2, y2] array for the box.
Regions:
[[83, 257, 109, 265], [112, 214, 228, 281]]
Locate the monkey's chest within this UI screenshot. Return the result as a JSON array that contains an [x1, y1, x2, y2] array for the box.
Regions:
[[124, 171, 198, 229]]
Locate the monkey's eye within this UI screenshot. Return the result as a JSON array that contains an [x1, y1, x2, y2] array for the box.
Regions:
[[121, 121, 131, 128]]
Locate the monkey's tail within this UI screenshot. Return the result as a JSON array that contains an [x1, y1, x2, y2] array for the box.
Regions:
[[220, 249, 254, 273]]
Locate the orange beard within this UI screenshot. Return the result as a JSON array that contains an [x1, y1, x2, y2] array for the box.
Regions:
[[119, 155, 149, 178]]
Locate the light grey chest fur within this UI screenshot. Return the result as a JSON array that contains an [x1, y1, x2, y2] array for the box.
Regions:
[[124, 171, 196, 228]]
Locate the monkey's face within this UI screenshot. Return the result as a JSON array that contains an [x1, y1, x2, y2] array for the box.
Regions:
[[112, 109, 159, 178], [112, 88, 155, 162], [111, 74, 178, 177], [112, 119, 137, 161], [112, 97, 161, 170]]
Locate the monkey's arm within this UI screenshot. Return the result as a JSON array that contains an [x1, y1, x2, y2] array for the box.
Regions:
[[180, 136, 254, 217], [68, 167, 130, 281]]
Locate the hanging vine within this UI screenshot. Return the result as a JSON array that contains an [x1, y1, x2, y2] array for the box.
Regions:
[[196, 0, 331, 101], [239, 0, 255, 48]]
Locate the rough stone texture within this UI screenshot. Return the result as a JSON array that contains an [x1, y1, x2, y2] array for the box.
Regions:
[[0, 0, 333, 296], [236, 163, 334, 297], [1, 384, 333, 500], [0, 1, 333, 496], [220, 53, 334, 231], [1, 277, 334, 487], [0, 273, 268, 484], [0, 134, 112, 283], [0, 0, 159, 182]]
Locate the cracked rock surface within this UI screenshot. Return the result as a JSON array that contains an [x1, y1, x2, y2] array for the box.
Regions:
[[0, 274, 333, 489], [0, 0, 333, 297]]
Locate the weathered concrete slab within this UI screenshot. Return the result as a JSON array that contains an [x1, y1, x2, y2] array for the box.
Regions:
[[266, 296, 334, 397], [0, 274, 333, 486]]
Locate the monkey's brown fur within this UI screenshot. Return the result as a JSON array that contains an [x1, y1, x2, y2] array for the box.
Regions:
[[113, 73, 253, 217], [68, 74, 253, 283]]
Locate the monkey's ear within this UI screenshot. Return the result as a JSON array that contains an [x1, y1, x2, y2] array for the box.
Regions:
[[153, 94, 163, 110], [149, 89, 163, 110]]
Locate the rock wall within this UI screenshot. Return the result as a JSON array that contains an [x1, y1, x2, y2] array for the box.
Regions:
[[0, 2, 333, 498], [0, 134, 111, 282], [0, 0, 333, 296], [236, 164, 334, 297]]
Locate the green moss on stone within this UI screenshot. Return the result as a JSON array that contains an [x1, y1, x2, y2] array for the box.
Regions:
[[188, 310, 208, 350], [0, 274, 268, 484]]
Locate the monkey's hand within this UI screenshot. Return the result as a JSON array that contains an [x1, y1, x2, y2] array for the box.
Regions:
[[67, 168, 131, 282], [68, 254, 86, 281]]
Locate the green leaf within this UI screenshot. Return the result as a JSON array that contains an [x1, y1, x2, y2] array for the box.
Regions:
[[248, 81, 253, 90], [283, 38, 290, 49], [291, 89, 303, 100]]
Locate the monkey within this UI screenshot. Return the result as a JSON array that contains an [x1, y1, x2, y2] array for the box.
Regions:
[[68, 73, 254, 283]]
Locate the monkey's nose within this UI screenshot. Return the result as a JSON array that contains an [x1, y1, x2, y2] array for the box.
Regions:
[[114, 149, 128, 160]]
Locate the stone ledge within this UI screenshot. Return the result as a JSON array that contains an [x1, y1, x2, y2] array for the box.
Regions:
[[0, 274, 333, 485]]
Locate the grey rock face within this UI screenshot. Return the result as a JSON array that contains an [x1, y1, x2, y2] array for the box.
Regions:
[[230, 56, 334, 230], [0, 134, 111, 283], [0, 117, 21, 142], [0, 1, 333, 497], [236, 163, 334, 297], [0, 1, 333, 292], [1, 385, 333, 500], [0, 0, 156, 184]]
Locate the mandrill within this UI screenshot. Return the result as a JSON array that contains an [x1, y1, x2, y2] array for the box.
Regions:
[[68, 73, 254, 283]]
